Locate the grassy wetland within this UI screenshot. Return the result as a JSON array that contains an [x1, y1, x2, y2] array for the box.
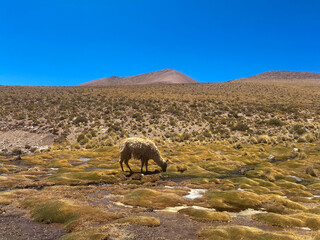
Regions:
[[1, 80, 320, 239]]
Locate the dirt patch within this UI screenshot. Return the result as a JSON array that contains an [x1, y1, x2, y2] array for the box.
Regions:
[[0, 205, 66, 240], [118, 208, 279, 240], [0, 130, 54, 155]]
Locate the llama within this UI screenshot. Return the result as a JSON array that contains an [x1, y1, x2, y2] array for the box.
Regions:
[[119, 137, 167, 173]]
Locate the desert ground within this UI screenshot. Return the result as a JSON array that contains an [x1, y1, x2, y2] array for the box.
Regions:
[[1, 78, 320, 239]]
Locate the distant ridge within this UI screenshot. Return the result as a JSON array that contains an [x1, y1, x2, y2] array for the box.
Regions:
[[78, 69, 198, 86], [233, 70, 320, 82]]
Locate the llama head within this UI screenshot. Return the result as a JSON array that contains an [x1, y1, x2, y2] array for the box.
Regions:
[[161, 159, 168, 172]]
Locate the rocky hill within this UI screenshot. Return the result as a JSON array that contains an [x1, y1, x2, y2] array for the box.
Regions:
[[233, 70, 320, 82], [78, 68, 198, 86]]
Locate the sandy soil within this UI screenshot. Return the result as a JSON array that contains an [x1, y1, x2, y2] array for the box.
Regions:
[[0, 130, 54, 155], [0, 205, 65, 240]]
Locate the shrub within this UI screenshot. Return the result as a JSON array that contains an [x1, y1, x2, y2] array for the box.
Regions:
[[292, 124, 306, 135], [197, 225, 298, 240], [178, 208, 230, 222], [266, 118, 284, 126], [73, 116, 88, 125], [231, 122, 249, 132]]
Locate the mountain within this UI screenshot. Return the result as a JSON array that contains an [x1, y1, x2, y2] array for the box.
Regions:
[[78, 69, 198, 86], [233, 71, 320, 82]]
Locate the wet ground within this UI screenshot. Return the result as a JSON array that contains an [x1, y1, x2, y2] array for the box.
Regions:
[[0, 205, 65, 240]]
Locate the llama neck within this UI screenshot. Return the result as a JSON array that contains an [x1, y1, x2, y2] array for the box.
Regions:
[[153, 154, 165, 167]]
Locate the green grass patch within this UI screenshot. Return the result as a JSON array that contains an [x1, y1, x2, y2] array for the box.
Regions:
[[122, 188, 186, 209], [22, 197, 122, 231], [203, 190, 262, 212], [261, 194, 307, 214], [252, 212, 320, 230], [178, 207, 230, 222], [115, 216, 160, 226], [197, 225, 298, 240]]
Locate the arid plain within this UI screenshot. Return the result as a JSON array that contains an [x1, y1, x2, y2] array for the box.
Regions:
[[1, 71, 320, 239]]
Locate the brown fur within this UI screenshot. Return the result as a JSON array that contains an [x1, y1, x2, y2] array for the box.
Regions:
[[119, 137, 167, 173]]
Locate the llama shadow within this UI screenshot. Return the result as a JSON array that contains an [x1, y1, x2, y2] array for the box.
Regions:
[[125, 170, 161, 177]]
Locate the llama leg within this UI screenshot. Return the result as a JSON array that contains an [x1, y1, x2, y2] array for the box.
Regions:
[[141, 160, 144, 173], [120, 152, 128, 172], [125, 159, 133, 173], [120, 158, 124, 172], [145, 160, 148, 172]]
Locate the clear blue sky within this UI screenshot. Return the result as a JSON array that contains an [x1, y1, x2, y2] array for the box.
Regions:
[[1, 0, 319, 86]]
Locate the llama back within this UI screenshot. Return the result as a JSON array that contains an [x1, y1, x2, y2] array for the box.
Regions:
[[120, 137, 160, 160]]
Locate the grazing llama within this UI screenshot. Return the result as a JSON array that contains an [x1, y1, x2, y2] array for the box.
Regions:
[[119, 137, 167, 173]]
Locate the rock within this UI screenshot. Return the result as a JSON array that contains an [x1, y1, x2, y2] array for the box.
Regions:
[[1, 148, 8, 153], [306, 166, 317, 177], [0, 208, 5, 214], [30, 147, 37, 153], [11, 148, 22, 156], [268, 155, 275, 161], [293, 148, 300, 152]]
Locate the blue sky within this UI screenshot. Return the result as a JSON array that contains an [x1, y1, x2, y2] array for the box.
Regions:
[[1, 0, 319, 86]]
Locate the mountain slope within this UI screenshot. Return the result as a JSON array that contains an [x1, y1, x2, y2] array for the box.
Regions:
[[78, 69, 198, 86], [233, 70, 320, 82]]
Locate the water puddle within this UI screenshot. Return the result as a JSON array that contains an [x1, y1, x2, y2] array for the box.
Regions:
[[156, 205, 189, 212], [297, 227, 311, 231], [304, 195, 320, 200], [70, 157, 92, 166], [287, 175, 302, 182], [157, 205, 265, 217], [227, 208, 266, 217], [114, 201, 143, 209], [79, 157, 91, 162], [156, 205, 218, 213], [236, 187, 248, 191], [183, 189, 207, 200]]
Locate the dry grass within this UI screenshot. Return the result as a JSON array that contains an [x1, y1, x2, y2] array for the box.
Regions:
[[178, 207, 230, 222], [197, 225, 300, 240], [122, 188, 186, 209], [1, 80, 320, 239], [115, 216, 160, 226]]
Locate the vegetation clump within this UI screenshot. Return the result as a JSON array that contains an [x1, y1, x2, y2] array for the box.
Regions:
[[252, 212, 320, 230], [122, 188, 186, 209], [22, 197, 122, 231], [178, 207, 230, 222], [202, 190, 262, 212], [197, 225, 298, 240], [57, 227, 107, 240], [261, 194, 307, 214], [115, 216, 160, 226]]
